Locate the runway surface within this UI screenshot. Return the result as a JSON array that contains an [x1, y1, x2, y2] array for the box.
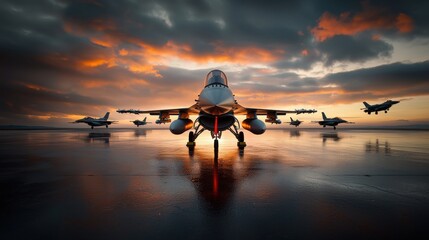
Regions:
[[1, 129, 428, 239]]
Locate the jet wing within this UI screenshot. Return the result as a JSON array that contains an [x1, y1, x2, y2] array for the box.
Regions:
[[234, 104, 316, 115], [93, 120, 118, 124], [117, 104, 200, 115], [106, 121, 118, 124]]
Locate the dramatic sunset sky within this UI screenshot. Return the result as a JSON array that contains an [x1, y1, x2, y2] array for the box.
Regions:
[[1, 0, 429, 127]]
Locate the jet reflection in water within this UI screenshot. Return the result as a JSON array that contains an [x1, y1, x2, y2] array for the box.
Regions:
[[289, 129, 301, 138], [84, 132, 111, 144], [320, 132, 342, 144], [134, 129, 150, 138], [157, 148, 256, 213], [365, 139, 391, 155]]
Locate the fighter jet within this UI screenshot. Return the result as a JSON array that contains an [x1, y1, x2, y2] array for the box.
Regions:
[[285, 117, 303, 127], [295, 108, 317, 114], [312, 112, 353, 130], [117, 70, 317, 151], [71, 112, 117, 129], [361, 100, 400, 115], [130, 117, 151, 127]]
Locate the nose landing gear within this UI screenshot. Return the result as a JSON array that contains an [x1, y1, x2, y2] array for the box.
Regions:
[[187, 116, 246, 157]]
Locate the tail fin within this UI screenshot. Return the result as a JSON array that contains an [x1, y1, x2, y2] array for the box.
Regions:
[[102, 112, 110, 120], [290, 117, 293, 121], [363, 102, 370, 108], [322, 112, 327, 120], [143, 117, 147, 122]]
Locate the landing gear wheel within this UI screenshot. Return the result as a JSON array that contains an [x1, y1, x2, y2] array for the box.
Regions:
[[91, 126, 94, 129], [375, 111, 378, 115], [237, 131, 246, 150], [238, 131, 244, 142], [106, 125, 108, 128], [189, 131, 194, 142], [187, 131, 195, 152], [334, 126, 336, 130], [385, 111, 387, 113], [214, 139, 219, 157]]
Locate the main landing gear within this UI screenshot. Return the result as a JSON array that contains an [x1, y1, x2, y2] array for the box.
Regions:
[[186, 116, 246, 155], [187, 120, 205, 153], [228, 118, 246, 151]]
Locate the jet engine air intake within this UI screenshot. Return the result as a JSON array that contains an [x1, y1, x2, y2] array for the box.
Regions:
[[198, 114, 235, 132]]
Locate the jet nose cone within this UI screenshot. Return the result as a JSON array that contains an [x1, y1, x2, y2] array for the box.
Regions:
[[198, 87, 234, 115]]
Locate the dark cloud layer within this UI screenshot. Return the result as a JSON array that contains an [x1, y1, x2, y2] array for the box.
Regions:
[[0, 0, 428, 124], [318, 34, 393, 66], [324, 61, 429, 94]]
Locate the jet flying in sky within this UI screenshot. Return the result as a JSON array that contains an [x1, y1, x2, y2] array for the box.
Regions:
[[361, 100, 400, 115]]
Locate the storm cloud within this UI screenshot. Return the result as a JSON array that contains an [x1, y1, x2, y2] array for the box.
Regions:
[[0, 0, 428, 125]]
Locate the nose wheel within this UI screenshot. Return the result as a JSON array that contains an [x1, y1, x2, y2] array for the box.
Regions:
[[187, 131, 196, 151], [214, 139, 219, 157]]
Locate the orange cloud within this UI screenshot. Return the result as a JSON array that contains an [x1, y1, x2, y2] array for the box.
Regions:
[[128, 64, 161, 77], [395, 13, 414, 33], [25, 83, 51, 92], [90, 37, 116, 48], [119, 49, 128, 56], [64, 18, 284, 73], [80, 78, 149, 89], [80, 58, 116, 68], [311, 4, 414, 41], [127, 40, 283, 66]]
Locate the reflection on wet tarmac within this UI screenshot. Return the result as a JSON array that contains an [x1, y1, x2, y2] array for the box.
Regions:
[[366, 139, 391, 154], [134, 129, 150, 138], [156, 146, 255, 213], [321, 132, 342, 143], [1, 129, 429, 239], [289, 129, 301, 138], [86, 132, 111, 144]]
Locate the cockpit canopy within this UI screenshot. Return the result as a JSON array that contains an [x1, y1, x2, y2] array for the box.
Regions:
[[204, 70, 228, 87]]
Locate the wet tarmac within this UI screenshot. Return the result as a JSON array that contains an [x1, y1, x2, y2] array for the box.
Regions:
[[1, 129, 428, 239]]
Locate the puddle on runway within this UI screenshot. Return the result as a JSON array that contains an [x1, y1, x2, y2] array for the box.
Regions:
[[1, 129, 429, 239]]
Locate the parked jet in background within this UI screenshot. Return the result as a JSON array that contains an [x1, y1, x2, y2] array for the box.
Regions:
[[131, 117, 151, 127], [117, 70, 316, 152], [71, 112, 116, 129], [286, 117, 303, 127], [361, 100, 400, 115], [313, 112, 353, 130]]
